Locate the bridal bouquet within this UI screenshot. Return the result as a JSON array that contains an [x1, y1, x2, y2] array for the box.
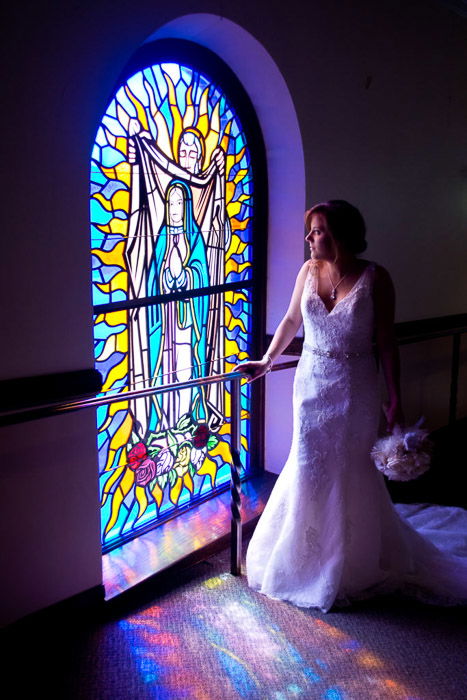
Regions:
[[371, 419, 433, 481]]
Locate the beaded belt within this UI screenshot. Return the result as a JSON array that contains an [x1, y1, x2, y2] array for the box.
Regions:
[[304, 343, 371, 360]]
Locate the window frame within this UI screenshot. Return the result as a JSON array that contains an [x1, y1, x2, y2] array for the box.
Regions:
[[92, 39, 268, 551]]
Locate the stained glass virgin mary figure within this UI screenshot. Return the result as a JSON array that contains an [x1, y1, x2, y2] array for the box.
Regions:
[[147, 179, 209, 433]]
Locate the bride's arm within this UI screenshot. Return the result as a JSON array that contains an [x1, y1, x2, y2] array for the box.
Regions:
[[236, 261, 309, 382], [373, 265, 404, 431]]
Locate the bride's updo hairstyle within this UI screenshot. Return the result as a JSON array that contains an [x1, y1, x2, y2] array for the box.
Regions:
[[305, 200, 367, 255]]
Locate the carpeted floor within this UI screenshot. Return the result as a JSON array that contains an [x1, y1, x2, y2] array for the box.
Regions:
[[5, 543, 466, 700]]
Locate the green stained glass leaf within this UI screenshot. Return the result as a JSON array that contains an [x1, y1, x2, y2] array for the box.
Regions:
[[148, 431, 166, 443], [167, 430, 178, 456], [158, 473, 168, 489], [207, 435, 219, 450], [176, 414, 194, 431]]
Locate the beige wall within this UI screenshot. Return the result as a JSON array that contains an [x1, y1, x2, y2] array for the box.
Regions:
[[1, 0, 466, 624]]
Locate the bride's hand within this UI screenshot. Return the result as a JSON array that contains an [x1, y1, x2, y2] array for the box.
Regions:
[[235, 358, 271, 383]]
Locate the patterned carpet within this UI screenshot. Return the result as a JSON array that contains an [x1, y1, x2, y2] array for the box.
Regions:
[[113, 563, 466, 700], [8, 544, 465, 700]]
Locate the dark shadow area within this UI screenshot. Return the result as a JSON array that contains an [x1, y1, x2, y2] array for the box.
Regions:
[[387, 418, 467, 508]]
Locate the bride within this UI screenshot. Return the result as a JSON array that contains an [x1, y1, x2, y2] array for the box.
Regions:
[[237, 200, 467, 612]]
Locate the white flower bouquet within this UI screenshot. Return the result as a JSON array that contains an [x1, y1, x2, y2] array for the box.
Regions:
[[371, 419, 433, 481]]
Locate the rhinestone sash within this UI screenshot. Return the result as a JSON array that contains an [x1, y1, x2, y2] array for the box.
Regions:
[[304, 343, 372, 360]]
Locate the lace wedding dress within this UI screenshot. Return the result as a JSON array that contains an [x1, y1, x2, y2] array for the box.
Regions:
[[247, 262, 467, 612]]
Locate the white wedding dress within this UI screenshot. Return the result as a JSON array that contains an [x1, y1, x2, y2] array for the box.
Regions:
[[247, 262, 467, 612]]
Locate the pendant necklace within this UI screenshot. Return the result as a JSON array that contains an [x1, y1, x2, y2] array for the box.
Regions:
[[327, 267, 348, 301]]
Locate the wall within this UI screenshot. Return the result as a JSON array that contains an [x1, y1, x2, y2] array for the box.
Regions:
[[1, 0, 466, 624]]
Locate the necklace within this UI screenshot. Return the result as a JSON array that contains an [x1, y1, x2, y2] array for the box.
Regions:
[[327, 267, 348, 301]]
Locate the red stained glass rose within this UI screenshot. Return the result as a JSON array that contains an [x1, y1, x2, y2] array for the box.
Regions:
[[193, 424, 209, 449], [128, 442, 147, 469]]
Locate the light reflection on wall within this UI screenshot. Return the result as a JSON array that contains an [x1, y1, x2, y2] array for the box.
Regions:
[[119, 573, 425, 699]]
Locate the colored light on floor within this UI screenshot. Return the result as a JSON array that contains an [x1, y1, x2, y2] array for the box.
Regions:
[[118, 573, 426, 699]]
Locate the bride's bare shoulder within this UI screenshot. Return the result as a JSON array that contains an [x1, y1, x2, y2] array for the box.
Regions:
[[297, 260, 313, 279], [372, 264, 396, 310], [373, 263, 394, 286], [288, 261, 314, 300], [303, 259, 320, 275], [298, 259, 320, 286]]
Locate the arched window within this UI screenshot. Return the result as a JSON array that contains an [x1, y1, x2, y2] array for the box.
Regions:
[[90, 40, 266, 552]]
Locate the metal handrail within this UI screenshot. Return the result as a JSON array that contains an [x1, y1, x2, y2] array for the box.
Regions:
[[0, 368, 246, 576], [0, 370, 243, 425]]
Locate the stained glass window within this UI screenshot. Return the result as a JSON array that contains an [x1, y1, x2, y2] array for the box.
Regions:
[[90, 48, 261, 552]]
